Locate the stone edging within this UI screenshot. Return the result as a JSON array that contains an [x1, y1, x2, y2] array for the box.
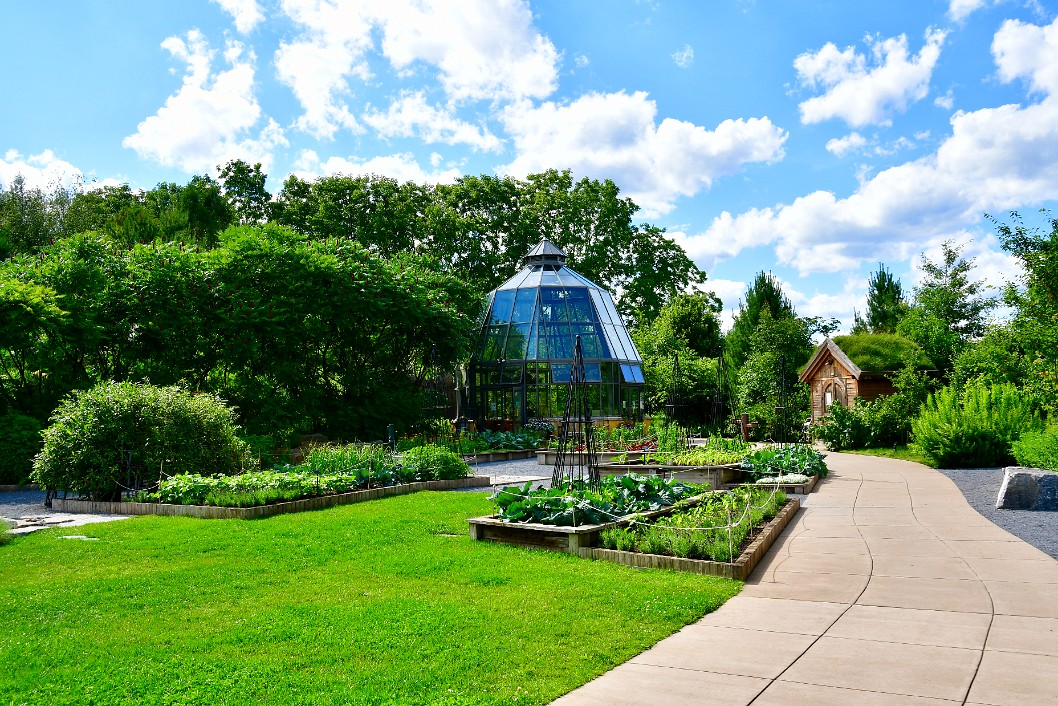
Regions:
[[50, 477, 492, 520], [576, 498, 801, 580], [463, 449, 539, 463]]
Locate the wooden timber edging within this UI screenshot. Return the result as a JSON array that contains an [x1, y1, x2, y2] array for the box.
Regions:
[[50, 476, 492, 520], [463, 449, 540, 463], [727, 474, 819, 494], [577, 498, 801, 580]]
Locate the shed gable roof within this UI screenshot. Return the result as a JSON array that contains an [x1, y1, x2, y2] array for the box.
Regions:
[[798, 337, 862, 383]]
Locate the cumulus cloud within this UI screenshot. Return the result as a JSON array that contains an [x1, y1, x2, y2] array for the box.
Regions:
[[672, 44, 694, 68], [935, 89, 955, 109], [293, 148, 462, 184], [826, 132, 868, 156], [499, 91, 787, 216], [0, 149, 85, 190], [362, 92, 503, 152], [275, 0, 558, 139], [680, 17, 1058, 279], [948, 0, 989, 22], [211, 0, 264, 33], [574, 54, 590, 68], [795, 28, 947, 127], [124, 30, 287, 173]]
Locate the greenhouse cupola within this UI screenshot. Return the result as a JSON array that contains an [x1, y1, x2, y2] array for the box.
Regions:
[[468, 239, 645, 430]]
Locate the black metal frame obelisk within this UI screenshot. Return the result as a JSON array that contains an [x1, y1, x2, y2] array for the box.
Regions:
[[551, 336, 600, 490]]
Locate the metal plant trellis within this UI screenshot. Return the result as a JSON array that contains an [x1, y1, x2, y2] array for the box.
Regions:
[[665, 351, 682, 424], [551, 335, 600, 490], [711, 355, 728, 430], [421, 345, 458, 451]]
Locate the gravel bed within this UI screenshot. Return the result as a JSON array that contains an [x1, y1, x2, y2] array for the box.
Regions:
[[936, 467, 1058, 560]]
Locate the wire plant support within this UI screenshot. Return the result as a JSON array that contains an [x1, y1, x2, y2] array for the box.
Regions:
[[551, 335, 600, 490]]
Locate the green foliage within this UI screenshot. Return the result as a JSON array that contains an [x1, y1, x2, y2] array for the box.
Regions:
[[741, 444, 828, 479], [650, 291, 724, 358], [397, 444, 471, 480], [899, 241, 996, 371], [864, 263, 908, 333], [1012, 426, 1058, 471], [813, 366, 933, 450], [725, 271, 798, 371], [492, 474, 705, 526], [0, 412, 41, 485], [911, 383, 1042, 468], [831, 333, 931, 372], [599, 486, 787, 562], [32, 382, 249, 501], [644, 437, 750, 466]]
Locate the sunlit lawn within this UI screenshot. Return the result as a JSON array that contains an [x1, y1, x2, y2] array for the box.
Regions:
[[844, 445, 930, 465], [0, 492, 740, 705]]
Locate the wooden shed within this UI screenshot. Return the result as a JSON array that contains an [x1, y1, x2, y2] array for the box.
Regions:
[[799, 335, 930, 422]]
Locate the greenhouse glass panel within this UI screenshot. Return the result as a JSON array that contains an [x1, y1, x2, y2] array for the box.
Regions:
[[490, 290, 516, 325], [511, 288, 537, 323], [584, 363, 601, 382], [590, 289, 612, 324], [481, 326, 507, 361], [602, 324, 626, 359], [564, 289, 594, 322], [505, 324, 531, 359]]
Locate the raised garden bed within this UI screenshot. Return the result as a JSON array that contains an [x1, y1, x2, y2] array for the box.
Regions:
[[599, 462, 744, 489], [464, 449, 540, 463], [468, 496, 799, 580], [727, 474, 819, 494], [580, 499, 800, 579], [52, 477, 492, 520], [536, 450, 646, 465], [467, 492, 714, 552]]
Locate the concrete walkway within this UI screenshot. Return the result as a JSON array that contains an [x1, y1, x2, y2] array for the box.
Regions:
[[554, 453, 1058, 705]]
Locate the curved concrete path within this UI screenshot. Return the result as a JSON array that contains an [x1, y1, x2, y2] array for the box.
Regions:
[[554, 453, 1058, 705]]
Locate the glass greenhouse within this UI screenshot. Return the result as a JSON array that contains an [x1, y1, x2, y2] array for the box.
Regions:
[[468, 240, 645, 429]]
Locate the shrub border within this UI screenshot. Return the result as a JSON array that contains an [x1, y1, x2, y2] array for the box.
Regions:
[[51, 477, 492, 519]]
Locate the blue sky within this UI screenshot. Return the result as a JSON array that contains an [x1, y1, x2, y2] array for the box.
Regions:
[[3, 0, 1057, 330]]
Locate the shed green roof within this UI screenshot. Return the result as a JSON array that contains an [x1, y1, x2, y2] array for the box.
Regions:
[[831, 333, 931, 372]]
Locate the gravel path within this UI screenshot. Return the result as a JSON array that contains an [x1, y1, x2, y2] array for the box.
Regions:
[[0, 490, 131, 534], [936, 467, 1058, 560]]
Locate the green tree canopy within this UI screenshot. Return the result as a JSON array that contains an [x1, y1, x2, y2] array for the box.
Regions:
[[865, 263, 907, 333], [724, 271, 797, 371]]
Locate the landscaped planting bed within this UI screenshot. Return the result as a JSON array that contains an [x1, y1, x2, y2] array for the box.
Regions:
[[50, 442, 484, 519], [0, 492, 742, 705], [468, 475, 799, 578]]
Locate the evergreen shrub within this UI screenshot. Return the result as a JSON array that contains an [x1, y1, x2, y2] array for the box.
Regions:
[[911, 383, 1041, 468], [33, 382, 250, 500]]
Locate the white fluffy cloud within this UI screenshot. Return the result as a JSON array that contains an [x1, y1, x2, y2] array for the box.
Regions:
[[499, 91, 787, 216], [681, 16, 1058, 279], [274, 0, 558, 139], [825, 132, 868, 156], [363, 92, 503, 152], [293, 149, 461, 184], [949, 0, 989, 22], [0, 149, 85, 190], [124, 31, 287, 173], [796, 28, 947, 127], [211, 0, 264, 33]]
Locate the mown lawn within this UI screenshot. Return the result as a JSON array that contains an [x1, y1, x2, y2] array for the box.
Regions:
[[844, 445, 930, 465], [0, 492, 740, 705]]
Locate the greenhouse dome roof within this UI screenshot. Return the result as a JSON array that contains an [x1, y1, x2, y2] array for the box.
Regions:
[[474, 239, 643, 373]]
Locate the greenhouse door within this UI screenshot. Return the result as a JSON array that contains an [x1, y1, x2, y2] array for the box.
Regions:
[[483, 385, 524, 431]]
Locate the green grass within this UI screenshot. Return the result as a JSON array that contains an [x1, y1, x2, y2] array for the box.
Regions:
[[0, 492, 740, 705], [844, 445, 930, 464]]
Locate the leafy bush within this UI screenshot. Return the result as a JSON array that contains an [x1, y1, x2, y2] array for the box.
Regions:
[[911, 383, 1042, 468], [0, 412, 42, 485], [32, 382, 250, 500], [397, 445, 471, 480], [1012, 426, 1058, 471], [599, 486, 786, 562], [492, 474, 704, 526], [741, 444, 828, 479], [813, 400, 872, 450]]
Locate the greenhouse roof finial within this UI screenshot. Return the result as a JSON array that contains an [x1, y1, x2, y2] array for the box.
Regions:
[[525, 239, 567, 266]]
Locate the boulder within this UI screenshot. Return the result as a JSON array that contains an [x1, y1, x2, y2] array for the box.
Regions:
[[996, 467, 1058, 511]]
